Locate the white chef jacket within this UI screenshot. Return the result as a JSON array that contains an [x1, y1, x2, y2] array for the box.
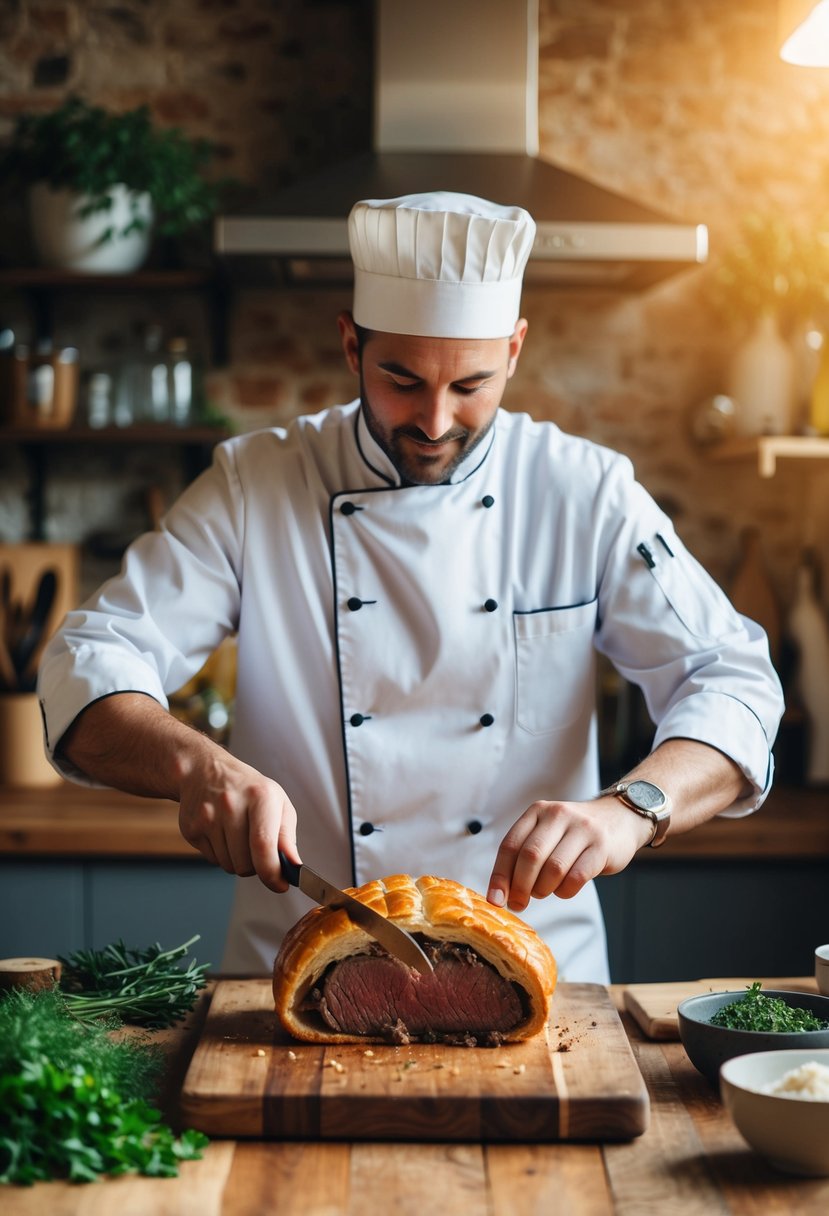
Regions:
[[39, 401, 784, 983]]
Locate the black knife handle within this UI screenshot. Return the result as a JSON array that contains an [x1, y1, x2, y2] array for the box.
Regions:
[[278, 849, 301, 887]]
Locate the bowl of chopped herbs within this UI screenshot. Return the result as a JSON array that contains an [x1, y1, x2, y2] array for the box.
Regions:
[[677, 984, 829, 1085]]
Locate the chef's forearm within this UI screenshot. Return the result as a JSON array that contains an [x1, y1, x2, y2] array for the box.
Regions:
[[57, 691, 217, 800], [615, 737, 751, 836]]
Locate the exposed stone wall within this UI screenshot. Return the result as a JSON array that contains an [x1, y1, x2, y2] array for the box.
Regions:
[[1, 0, 827, 612]]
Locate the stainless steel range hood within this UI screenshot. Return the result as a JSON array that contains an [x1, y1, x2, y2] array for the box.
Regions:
[[215, 0, 707, 291]]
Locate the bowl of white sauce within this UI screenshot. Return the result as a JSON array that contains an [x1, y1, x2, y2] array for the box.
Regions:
[[720, 1048, 829, 1176]]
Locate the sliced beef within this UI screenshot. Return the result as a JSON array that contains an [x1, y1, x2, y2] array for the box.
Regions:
[[306, 939, 526, 1045]]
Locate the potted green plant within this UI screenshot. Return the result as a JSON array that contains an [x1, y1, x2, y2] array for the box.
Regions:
[[709, 212, 817, 438], [711, 211, 813, 325], [0, 96, 223, 273]]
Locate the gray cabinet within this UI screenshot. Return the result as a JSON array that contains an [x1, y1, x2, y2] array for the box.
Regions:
[[597, 859, 829, 983], [3, 855, 825, 983], [2, 861, 85, 959], [0, 859, 235, 967]]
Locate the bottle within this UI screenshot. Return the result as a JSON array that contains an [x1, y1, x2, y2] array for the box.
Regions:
[[143, 323, 169, 423], [86, 371, 113, 429], [787, 550, 829, 784], [167, 333, 201, 426], [0, 326, 14, 424], [808, 332, 829, 435], [112, 322, 169, 426]]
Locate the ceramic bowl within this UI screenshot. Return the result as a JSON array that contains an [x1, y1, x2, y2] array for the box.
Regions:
[[816, 946, 829, 997], [677, 989, 829, 1084], [720, 1049, 829, 1176]]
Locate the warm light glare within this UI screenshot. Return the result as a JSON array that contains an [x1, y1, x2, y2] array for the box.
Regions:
[[781, 0, 829, 65]]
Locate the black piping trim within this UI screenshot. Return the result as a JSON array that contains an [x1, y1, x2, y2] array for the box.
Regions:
[[513, 597, 597, 616], [354, 410, 395, 487], [329, 494, 358, 885], [660, 692, 775, 791]]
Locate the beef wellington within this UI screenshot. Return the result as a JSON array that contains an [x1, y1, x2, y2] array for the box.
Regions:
[[273, 874, 557, 1045]]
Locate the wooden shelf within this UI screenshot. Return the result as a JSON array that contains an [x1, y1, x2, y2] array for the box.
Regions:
[[708, 435, 829, 477], [0, 267, 215, 290], [0, 783, 202, 859], [0, 424, 231, 445]]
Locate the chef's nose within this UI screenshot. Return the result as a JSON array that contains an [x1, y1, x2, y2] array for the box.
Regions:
[[416, 389, 454, 440]]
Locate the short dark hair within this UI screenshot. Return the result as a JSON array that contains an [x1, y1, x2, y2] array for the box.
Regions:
[[354, 321, 373, 357]]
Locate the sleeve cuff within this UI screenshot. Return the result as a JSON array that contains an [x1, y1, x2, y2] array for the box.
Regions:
[[652, 689, 774, 817], [38, 643, 168, 784]]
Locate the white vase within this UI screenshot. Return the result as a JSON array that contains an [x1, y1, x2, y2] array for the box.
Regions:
[[28, 182, 154, 273], [726, 312, 796, 437]]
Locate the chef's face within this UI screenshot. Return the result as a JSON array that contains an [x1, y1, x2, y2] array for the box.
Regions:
[[338, 313, 528, 485]]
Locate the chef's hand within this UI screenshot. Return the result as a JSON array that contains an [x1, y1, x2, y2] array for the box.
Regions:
[[177, 748, 301, 892], [58, 691, 302, 892], [485, 796, 653, 913]]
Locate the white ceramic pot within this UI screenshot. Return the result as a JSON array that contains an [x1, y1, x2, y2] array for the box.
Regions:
[[28, 181, 154, 273]]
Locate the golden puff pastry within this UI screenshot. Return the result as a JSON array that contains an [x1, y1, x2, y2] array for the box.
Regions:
[[273, 874, 557, 1045]]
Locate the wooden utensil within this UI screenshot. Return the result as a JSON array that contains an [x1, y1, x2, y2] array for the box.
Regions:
[[13, 567, 58, 691], [0, 603, 17, 689]]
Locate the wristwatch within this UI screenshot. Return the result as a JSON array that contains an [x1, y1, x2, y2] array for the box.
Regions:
[[600, 779, 671, 848]]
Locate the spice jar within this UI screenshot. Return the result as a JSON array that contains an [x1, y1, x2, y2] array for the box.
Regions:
[[8, 341, 80, 429]]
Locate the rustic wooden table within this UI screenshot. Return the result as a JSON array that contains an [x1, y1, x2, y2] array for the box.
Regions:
[[4, 981, 828, 1215]]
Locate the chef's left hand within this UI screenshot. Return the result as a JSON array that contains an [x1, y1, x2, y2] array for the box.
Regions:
[[486, 796, 654, 912]]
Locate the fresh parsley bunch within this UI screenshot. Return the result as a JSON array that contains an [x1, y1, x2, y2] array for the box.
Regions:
[[0, 987, 208, 1185]]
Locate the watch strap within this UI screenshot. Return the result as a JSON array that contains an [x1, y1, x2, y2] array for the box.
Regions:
[[600, 780, 671, 848]]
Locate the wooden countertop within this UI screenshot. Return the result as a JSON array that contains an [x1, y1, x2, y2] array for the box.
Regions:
[[3, 980, 827, 1214], [1, 781, 828, 861]]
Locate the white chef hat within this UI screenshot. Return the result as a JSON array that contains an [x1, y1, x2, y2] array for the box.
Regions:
[[348, 191, 536, 340]]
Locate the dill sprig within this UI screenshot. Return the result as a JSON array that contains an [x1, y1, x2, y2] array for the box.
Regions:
[[58, 935, 210, 1028], [0, 987, 208, 1185]]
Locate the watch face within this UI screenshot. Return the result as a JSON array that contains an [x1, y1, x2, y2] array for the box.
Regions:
[[626, 780, 667, 813]]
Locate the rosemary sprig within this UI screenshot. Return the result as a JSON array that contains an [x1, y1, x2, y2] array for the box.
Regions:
[[58, 935, 210, 1028]]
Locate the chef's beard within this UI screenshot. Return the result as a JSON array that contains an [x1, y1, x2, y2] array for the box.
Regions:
[[359, 378, 495, 487]]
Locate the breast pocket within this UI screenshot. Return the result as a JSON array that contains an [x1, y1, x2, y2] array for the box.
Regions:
[[513, 599, 598, 735]]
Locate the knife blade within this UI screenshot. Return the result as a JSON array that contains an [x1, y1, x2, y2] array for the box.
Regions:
[[278, 850, 433, 975]]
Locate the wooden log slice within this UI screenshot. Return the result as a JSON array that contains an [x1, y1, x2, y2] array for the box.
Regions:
[[0, 956, 62, 992]]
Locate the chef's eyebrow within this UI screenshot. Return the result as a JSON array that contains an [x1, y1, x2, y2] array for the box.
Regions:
[[377, 360, 497, 383]]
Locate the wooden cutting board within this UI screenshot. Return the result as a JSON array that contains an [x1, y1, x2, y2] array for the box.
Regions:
[[180, 980, 649, 1142], [623, 976, 817, 1041]]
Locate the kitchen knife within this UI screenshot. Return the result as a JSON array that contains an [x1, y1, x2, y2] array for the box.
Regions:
[[278, 850, 433, 975]]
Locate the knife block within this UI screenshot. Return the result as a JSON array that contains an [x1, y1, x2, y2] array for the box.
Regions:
[[0, 542, 80, 690], [0, 693, 62, 787]]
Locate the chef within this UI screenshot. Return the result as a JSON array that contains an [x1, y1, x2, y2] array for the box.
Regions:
[[38, 192, 783, 984]]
